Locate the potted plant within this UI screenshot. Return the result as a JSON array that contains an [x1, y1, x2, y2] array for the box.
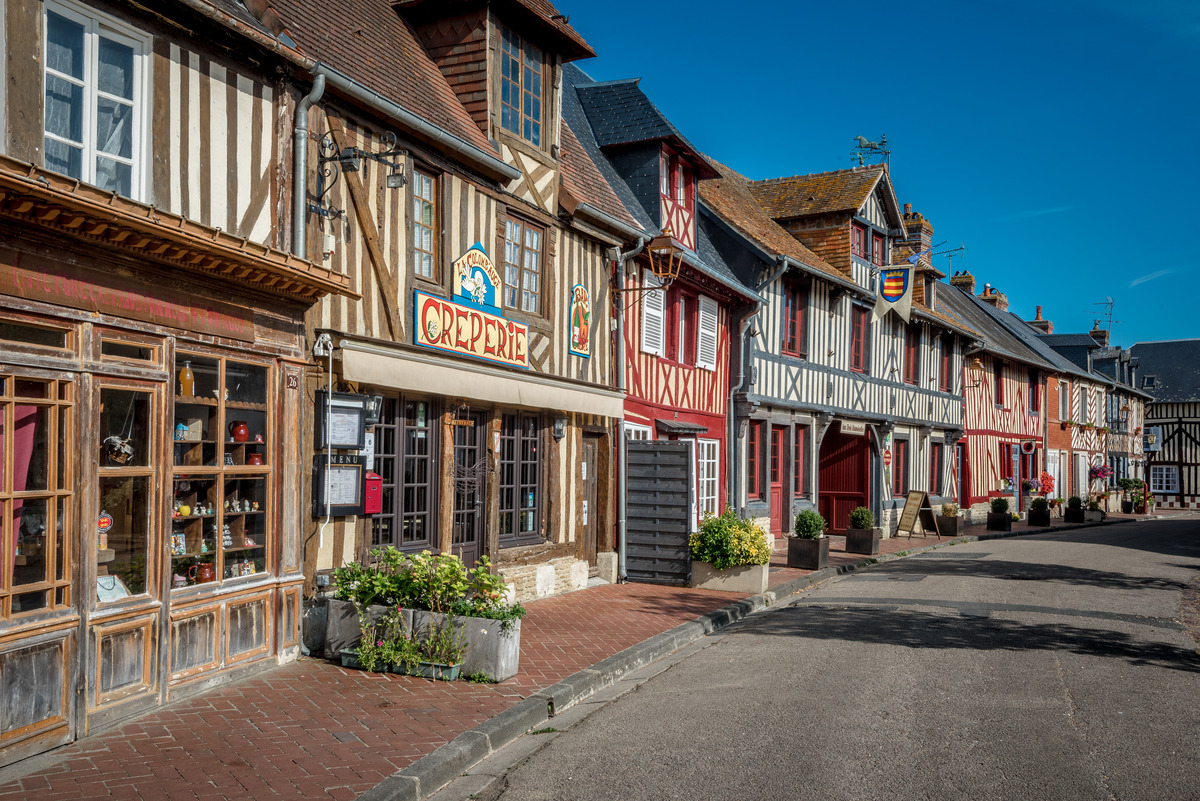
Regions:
[[987, 497, 1012, 531], [844, 506, 881, 554], [1117, 478, 1138, 513], [1063, 495, 1085, 523], [788, 508, 828, 570], [402, 613, 468, 681], [688, 509, 772, 593], [1085, 499, 1105, 522], [938, 503, 960, 537], [1027, 496, 1051, 527]]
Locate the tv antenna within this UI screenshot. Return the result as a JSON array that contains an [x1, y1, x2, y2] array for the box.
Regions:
[[851, 134, 889, 166], [1092, 297, 1121, 332], [931, 242, 967, 273]]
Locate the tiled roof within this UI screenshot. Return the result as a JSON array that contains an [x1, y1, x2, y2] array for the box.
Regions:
[[558, 121, 642, 231], [749, 164, 888, 219], [1129, 340, 1200, 402], [266, 0, 496, 157], [960, 294, 1101, 383], [392, 0, 594, 60], [936, 288, 1057, 369], [696, 159, 844, 282], [574, 79, 717, 178]]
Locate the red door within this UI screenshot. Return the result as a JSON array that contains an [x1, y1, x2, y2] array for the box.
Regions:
[[770, 426, 786, 535], [818, 430, 870, 533]]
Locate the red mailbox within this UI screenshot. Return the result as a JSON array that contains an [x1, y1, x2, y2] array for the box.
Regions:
[[364, 472, 383, 515]]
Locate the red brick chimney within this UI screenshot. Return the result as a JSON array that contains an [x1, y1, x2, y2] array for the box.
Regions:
[[977, 283, 1009, 312], [1026, 305, 1053, 334], [1089, 320, 1110, 348], [949, 270, 976, 294]]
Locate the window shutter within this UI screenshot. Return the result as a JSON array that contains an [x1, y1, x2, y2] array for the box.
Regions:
[[696, 295, 718, 370], [641, 270, 665, 356]]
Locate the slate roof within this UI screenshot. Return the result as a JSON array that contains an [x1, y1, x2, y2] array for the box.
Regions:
[[265, 0, 497, 157], [960, 294, 1104, 383], [1039, 333, 1102, 348], [748, 164, 891, 219], [574, 79, 717, 178], [1128, 340, 1200, 402], [391, 0, 594, 60], [557, 122, 642, 232], [936, 288, 1057, 370]]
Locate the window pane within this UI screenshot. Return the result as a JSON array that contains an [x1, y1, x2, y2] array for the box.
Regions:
[[95, 98, 133, 159], [46, 12, 85, 80], [13, 497, 49, 587], [14, 404, 49, 491], [97, 36, 135, 100], [99, 388, 151, 467], [94, 157, 132, 196], [0, 322, 68, 348], [99, 475, 150, 596], [45, 74, 84, 142], [45, 139, 83, 180]]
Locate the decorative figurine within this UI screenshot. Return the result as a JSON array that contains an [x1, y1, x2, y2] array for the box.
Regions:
[[251, 501, 260, 511], [222, 524, 233, 548], [175, 423, 187, 441], [254, 433, 264, 443], [244, 536, 255, 547]]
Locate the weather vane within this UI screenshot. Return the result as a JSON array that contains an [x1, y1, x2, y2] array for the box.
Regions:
[[851, 134, 890, 166]]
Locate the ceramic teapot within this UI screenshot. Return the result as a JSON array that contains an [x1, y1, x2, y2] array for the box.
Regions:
[[229, 421, 250, 443], [188, 562, 216, 584]]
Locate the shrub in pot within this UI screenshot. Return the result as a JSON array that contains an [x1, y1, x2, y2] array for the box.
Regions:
[[1063, 495, 1085, 523], [987, 496, 1012, 531], [938, 503, 960, 537], [689, 509, 772, 593], [788, 509, 828, 570], [1084, 500, 1105, 522], [1027, 496, 1052, 527], [844, 506, 881, 554]]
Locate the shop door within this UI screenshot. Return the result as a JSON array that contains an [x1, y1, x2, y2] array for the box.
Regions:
[[770, 426, 786, 535], [451, 413, 485, 567], [581, 437, 598, 568], [818, 430, 870, 533]]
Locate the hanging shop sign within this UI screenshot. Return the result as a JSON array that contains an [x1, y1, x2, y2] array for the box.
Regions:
[[1143, 426, 1162, 452], [568, 284, 591, 358], [414, 243, 528, 369]]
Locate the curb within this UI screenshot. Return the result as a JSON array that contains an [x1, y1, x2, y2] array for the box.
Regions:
[[356, 515, 1133, 800]]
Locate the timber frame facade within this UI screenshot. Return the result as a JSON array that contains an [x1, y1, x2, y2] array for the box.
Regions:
[[1129, 340, 1197, 509]]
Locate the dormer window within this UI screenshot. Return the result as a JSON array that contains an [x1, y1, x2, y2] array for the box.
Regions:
[[499, 26, 543, 146], [852, 223, 867, 258], [872, 233, 885, 266]]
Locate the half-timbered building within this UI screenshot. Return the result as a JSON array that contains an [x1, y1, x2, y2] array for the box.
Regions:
[[739, 169, 975, 534], [0, 0, 352, 766], [1129, 340, 1199, 509]]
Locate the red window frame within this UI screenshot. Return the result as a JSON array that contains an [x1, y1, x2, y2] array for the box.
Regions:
[[782, 280, 807, 357], [872, 233, 885, 266], [930, 444, 942, 495], [793, 425, 806, 497], [994, 359, 1005, 406], [1028, 368, 1041, 413], [747, 420, 762, 499], [1021, 451, 1037, 486], [770, 427, 782, 485], [939, 335, 952, 391], [1000, 443, 1014, 480], [851, 223, 867, 257], [904, 324, 920, 385], [850, 307, 868, 373], [892, 439, 908, 496]]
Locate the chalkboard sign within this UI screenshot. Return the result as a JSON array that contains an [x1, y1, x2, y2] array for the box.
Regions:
[[896, 490, 939, 539]]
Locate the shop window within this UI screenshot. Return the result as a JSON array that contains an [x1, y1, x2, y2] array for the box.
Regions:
[[412, 169, 438, 280], [1, 376, 74, 618], [892, 439, 908, 497], [171, 354, 271, 588], [503, 217, 542, 314], [499, 414, 542, 547], [697, 439, 718, 518], [372, 397, 437, 551], [499, 26, 543, 146], [96, 330, 159, 364], [793, 425, 808, 497], [97, 385, 154, 602], [43, 1, 149, 200], [782, 280, 808, 358], [0, 319, 71, 350]]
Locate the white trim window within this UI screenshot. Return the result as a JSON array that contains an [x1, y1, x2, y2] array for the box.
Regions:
[[1059, 379, 1070, 420], [624, 422, 652, 441], [43, 1, 150, 200], [1149, 466, 1179, 494], [697, 438, 719, 518], [640, 270, 665, 356], [696, 295, 718, 370]]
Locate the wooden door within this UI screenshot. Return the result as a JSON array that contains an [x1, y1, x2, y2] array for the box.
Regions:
[[818, 430, 869, 533], [451, 413, 484, 567], [770, 426, 786, 535], [957, 442, 968, 506], [581, 437, 598, 567]]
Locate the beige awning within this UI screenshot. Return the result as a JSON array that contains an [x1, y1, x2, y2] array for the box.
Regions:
[[339, 339, 625, 418]]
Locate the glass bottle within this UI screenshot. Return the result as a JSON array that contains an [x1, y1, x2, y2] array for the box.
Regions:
[[178, 360, 195, 397]]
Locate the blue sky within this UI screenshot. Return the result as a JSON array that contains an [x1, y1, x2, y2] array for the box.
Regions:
[[556, 0, 1199, 345]]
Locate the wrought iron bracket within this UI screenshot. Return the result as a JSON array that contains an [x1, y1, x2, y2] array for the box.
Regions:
[[311, 131, 409, 220]]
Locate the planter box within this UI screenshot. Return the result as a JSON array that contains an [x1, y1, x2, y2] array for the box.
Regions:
[[1084, 510, 1104, 522], [936, 516, 959, 537], [412, 610, 521, 682], [339, 648, 363, 670], [986, 513, 1012, 532], [1121, 501, 1133, 514], [1063, 508, 1085, 523], [690, 561, 769, 594], [323, 600, 404, 660], [787, 537, 829, 570], [1027, 509, 1051, 527], [396, 661, 462, 681], [844, 528, 881, 555]]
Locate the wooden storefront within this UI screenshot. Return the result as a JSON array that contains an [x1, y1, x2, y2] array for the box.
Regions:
[[0, 156, 351, 766]]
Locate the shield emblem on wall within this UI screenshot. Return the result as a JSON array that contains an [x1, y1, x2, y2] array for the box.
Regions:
[[881, 268, 909, 302], [874, 266, 913, 323]]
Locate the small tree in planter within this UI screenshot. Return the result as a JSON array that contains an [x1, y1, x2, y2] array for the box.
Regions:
[[1084, 499, 1105, 522], [1027, 496, 1051, 527], [1116, 478, 1138, 513], [845, 506, 881, 554], [987, 497, 1012, 531], [1063, 495, 1085, 523], [689, 509, 772, 593], [938, 503, 960, 537], [788, 509, 828, 569]]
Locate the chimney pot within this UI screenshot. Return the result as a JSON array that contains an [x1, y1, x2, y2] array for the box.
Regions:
[[904, 203, 912, 215]]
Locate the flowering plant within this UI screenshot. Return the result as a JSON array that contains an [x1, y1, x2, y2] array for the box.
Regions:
[[1022, 479, 1039, 492], [1039, 471, 1055, 495], [1089, 464, 1114, 481]]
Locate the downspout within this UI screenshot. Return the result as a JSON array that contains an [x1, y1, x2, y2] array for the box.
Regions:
[[292, 73, 326, 257], [614, 236, 647, 583]]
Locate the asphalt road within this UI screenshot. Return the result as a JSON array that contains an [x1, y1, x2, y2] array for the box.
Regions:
[[484, 518, 1200, 801]]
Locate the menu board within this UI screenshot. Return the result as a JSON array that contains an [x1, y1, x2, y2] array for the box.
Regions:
[[312, 455, 366, 516], [896, 491, 938, 539]]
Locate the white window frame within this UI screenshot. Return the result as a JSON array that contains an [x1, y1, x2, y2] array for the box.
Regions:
[[1059, 379, 1070, 420], [624, 422, 652, 441], [696, 295, 718, 371], [640, 270, 665, 356], [43, 0, 150, 201], [1078, 385, 1089, 423], [1149, 465, 1178, 494], [697, 438, 718, 519]]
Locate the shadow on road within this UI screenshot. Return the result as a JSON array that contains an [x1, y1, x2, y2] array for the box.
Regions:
[[735, 604, 1200, 674], [870, 556, 1189, 593]]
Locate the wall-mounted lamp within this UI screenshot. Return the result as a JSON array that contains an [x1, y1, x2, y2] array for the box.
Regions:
[[311, 131, 409, 219], [966, 356, 985, 388], [363, 394, 384, 427], [553, 416, 568, 441], [646, 228, 684, 286]]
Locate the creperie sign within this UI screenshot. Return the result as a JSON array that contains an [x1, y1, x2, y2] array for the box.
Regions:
[[413, 290, 529, 369]]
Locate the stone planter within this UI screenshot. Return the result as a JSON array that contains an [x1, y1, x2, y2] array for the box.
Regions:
[[1084, 510, 1104, 522], [787, 536, 829, 570], [844, 527, 881, 555], [1027, 509, 1052, 527], [1063, 507, 1085, 523], [936, 516, 959, 537], [986, 512, 1012, 532], [412, 610, 521, 681], [323, 599, 405, 660], [690, 561, 769, 594]]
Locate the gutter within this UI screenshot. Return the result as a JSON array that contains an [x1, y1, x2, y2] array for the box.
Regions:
[[574, 202, 646, 242], [613, 236, 647, 583]]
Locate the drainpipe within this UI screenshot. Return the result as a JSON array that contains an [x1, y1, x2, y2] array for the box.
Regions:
[[292, 73, 326, 257], [614, 236, 647, 583]]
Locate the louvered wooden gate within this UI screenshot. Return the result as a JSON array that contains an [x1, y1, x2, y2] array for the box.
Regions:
[[625, 441, 693, 585]]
